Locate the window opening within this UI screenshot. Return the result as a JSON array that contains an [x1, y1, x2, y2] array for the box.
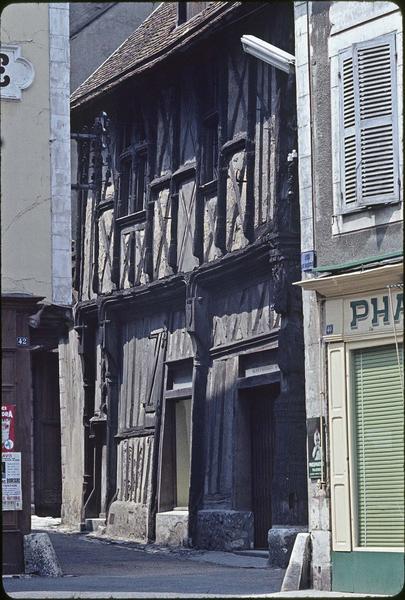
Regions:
[[118, 112, 148, 218], [177, 2, 209, 26], [201, 64, 219, 184]]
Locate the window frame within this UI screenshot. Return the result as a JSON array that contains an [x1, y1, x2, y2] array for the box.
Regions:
[[201, 111, 219, 185], [117, 121, 148, 221], [177, 2, 209, 26], [199, 62, 219, 187], [337, 32, 400, 215]]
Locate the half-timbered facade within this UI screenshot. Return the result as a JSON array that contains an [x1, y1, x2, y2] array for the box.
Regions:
[[64, 1, 307, 552]]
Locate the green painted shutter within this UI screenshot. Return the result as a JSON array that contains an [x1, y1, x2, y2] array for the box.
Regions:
[[352, 343, 404, 548]]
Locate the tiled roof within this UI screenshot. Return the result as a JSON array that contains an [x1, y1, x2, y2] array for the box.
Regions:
[[71, 2, 246, 110]]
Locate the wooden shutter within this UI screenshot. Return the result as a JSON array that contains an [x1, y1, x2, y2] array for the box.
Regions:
[[352, 344, 404, 548], [144, 329, 167, 413], [341, 52, 357, 205], [328, 343, 352, 551], [339, 34, 398, 208]]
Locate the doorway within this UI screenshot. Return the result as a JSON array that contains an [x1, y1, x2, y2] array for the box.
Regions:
[[158, 395, 192, 511], [250, 387, 273, 548], [81, 320, 102, 522], [32, 350, 62, 517], [237, 383, 278, 549]]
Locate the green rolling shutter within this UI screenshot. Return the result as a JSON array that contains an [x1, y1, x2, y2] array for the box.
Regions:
[[352, 343, 404, 548]]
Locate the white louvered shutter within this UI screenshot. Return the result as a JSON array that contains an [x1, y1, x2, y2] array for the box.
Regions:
[[341, 51, 357, 205], [352, 344, 404, 548], [339, 34, 399, 208]]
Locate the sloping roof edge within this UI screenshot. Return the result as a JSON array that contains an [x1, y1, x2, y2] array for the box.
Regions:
[[71, 2, 254, 111]]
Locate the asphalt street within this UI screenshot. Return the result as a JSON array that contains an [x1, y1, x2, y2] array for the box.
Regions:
[[3, 529, 286, 598]]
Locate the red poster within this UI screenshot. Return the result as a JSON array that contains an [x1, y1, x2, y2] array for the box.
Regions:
[[2, 404, 16, 452]]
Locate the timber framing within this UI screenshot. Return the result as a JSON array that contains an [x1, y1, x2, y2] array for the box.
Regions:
[[71, 3, 265, 111], [66, 1, 307, 552]]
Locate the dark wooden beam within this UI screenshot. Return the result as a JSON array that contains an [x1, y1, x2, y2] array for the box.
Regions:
[[215, 51, 228, 254]]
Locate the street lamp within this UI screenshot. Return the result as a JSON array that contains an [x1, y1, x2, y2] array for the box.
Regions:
[[241, 35, 295, 74]]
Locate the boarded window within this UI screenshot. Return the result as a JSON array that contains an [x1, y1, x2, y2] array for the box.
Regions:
[[339, 34, 399, 210]]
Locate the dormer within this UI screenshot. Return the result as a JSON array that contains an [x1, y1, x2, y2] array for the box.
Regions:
[[177, 2, 209, 26]]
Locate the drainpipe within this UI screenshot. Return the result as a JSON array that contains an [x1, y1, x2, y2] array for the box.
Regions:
[[387, 283, 404, 389]]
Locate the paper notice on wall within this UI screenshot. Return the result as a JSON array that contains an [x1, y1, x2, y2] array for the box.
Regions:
[[2, 452, 22, 511], [2, 404, 16, 451]]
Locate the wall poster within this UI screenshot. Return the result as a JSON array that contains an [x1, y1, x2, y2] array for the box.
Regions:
[[2, 404, 16, 451], [307, 417, 325, 481], [2, 452, 23, 511]]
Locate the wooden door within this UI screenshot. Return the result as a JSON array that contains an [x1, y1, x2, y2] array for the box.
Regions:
[[32, 351, 62, 516], [2, 298, 37, 573], [250, 388, 273, 548]]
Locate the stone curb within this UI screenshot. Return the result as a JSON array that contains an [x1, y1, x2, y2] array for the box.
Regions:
[[6, 592, 384, 599], [281, 532, 311, 592]]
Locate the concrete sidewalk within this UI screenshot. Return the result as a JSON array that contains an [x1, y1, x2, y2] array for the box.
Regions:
[[4, 589, 385, 598]]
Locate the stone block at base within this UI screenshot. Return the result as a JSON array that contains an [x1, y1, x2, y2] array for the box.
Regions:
[[106, 500, 148, 542], [268, 525, 308, 568], [311, 529, 331, 590], [85, 517, 106, 532], [281, 532, 311, 591], [24, 532, 62, 576], [155, 510, 189, 546], [195, 510, 253, 551]]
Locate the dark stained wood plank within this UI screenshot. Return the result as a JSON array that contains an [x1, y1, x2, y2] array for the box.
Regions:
[[153, 187, 172, 280], [177, 179, 199, 273]]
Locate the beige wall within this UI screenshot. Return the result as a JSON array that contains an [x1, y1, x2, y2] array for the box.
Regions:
[[59, 328, 84, 527], [1, 3, 52, 299]]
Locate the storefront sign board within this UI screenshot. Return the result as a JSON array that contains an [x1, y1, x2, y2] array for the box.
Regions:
[[325, 289, 403, 338]]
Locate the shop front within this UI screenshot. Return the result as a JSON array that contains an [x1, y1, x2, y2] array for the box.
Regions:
[[300, 263, 404, 594]]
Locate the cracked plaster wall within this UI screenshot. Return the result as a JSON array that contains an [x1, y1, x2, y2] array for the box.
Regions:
[[1, 3, 52, 299], [1, 4, 71, 305]]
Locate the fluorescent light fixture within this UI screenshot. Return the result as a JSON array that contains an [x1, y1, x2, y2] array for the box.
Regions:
[[241, 35, 295, 74]]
